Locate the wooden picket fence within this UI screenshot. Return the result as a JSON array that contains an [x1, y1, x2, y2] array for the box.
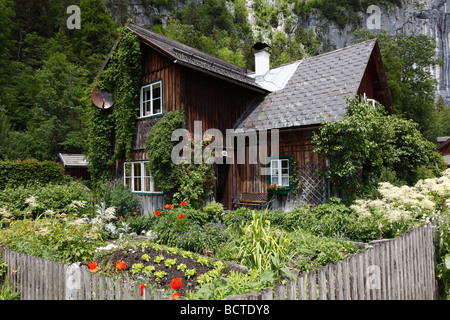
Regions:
[[0, 249, 177, 300], [224, 223, 437, 300], [0, 223, 438, 300]]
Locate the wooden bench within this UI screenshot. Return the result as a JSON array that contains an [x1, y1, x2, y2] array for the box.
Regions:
[[232, 192, 269, 210]]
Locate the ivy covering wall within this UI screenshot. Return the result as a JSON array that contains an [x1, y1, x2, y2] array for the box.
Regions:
[[86, 27, 143, 184]]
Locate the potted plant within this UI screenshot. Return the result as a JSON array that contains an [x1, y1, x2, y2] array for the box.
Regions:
[[267, 184, 288, 195]]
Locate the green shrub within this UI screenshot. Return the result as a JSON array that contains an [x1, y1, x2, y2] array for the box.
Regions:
[[0, 159, 63, 189], [174, 222, 231, 254], [222, 207, 254, 231], [311, 197, 358, 239], [109, 182, 142, 217], [0, 181, 91, 219], [0, 218, 106, 264], [125, 214, 157, 235], [290, 228, 360, 272], [152, 207, 194, 246], [202, 201, 224, 222]]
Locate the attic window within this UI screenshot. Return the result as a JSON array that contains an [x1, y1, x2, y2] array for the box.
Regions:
[[140, 80, 163, 119]]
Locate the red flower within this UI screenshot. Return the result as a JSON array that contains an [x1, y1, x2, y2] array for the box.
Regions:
[[180, 201, 187, 206], [116, 260, 127, 271], [154, 210, 161, 216], [348, 189, 352, 192], [119, 216, 123, 220], [173, 292, 180, 300], [140, 284, 145, 296], [178, 214, 185, 220], [170, 277, 183, 290], [88, 262, 97, 273], [165, 204, 174, 210], [133, 212, 137, 215]]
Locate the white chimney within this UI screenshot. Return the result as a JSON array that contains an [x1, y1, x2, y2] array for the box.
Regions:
[[254, 49, 270, 78]]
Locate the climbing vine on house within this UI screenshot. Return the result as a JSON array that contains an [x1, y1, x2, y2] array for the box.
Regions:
[[86, 27, 143, 184], [146, 110, 216, 208]]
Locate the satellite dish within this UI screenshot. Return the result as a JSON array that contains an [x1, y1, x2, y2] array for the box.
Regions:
[[91, 87, 114, 109]]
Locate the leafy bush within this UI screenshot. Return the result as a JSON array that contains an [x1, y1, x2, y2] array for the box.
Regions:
[[0, 218, 107, 264], [312, 97, 446, 195], [146, 109, 186, 198], [237, 210, 294, 279], [290, 228, 361, 272], [202, 201, 224, 222], [174, 222, 231, 254], [0, 159, 63, 189], [152, 207, 194, 246], [222, 207, 254, 231], [124, 214, 157, 235], [0, 181, 91, 220], [109, 183, 142, 217]]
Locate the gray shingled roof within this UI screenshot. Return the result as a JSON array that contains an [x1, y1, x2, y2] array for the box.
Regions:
[[126, 23, 263, 91], [57, 153, 88, 168], [234, 39, 378, 132], [437, 136, 450, 143]]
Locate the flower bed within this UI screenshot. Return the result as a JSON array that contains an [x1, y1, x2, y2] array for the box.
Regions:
[[92, 241, 247, 298]]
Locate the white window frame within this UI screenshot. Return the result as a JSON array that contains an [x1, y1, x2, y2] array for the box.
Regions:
[[270, 158, 290, 187], [123, 161, 162, 194], [139, 80, 163, 118]]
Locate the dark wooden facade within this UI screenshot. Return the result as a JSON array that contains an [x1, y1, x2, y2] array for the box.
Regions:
[[122, 45, 262, 212]]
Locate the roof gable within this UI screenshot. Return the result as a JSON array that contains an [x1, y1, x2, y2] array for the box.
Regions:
[[57, 153, 88, 168], [234, 39, 385, 132], [126, 23, 265, 91]]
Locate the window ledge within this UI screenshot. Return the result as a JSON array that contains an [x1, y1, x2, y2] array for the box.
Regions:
[[138, 114, 163, 120]]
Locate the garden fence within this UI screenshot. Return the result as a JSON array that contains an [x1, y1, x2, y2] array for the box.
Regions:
[[224, 223, 438, 300], [0, 249, 177, 300], [0, 222, 438, 300]]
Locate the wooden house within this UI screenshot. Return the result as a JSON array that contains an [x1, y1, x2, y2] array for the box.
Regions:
[[95, 23, 392, 213], [56, 153, 90, 180], [437, 137, 450, 168]]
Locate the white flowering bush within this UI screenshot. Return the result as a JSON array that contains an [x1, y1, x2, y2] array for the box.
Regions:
[[350, 169, 450, 240]]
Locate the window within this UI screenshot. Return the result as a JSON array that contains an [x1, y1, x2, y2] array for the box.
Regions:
[[124, 161, 162, 194], [269, 157, 290, 187], [140, 80, 163, 118]]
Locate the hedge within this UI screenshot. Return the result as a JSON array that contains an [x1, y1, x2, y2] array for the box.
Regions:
[[0, 159, 63, 189]]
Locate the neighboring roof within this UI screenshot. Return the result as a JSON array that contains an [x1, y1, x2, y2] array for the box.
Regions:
[[437, 137, 450, 152], [234, 39, 379, 133], [126, 23, 265, 92], [57, 154, 88, 168]]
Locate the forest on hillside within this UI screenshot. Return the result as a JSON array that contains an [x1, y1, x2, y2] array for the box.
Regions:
[[0, 0, 448, 162]]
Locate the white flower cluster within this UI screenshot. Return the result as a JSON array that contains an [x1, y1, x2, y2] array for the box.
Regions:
[[0, 207, 12, 220], [415, 168, 450, 197], [95, 243, 118, 253], [68, 200, 87, 209], [351, 170, 450, 223], [25, 195, 39, 208]]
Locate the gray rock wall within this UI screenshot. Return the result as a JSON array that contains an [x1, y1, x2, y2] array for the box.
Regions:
[[105, 0, 450, 102]]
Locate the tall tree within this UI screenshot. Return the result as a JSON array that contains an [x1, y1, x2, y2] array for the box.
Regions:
[[352, 28, 443, 141]]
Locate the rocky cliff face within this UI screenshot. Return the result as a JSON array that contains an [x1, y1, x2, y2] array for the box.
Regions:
[[106, 0, 450, 102], [301, 0, 449, 102]]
